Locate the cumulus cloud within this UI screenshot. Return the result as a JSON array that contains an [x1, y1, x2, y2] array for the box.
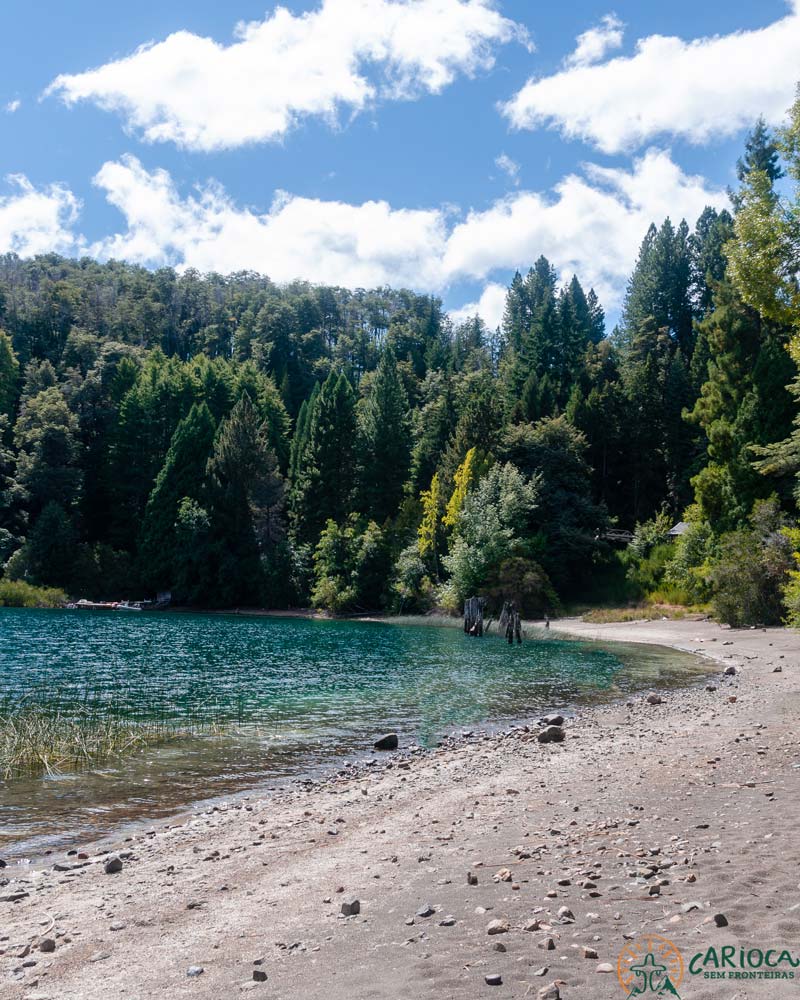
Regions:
[[449, 282, 507, 329], [502, 5, 800, 153], [47, 0, 527, 152], [0, 175, 81, 257], [88, 150, 725, 316], [5, 100, 21, 114], [91, 156, 451, 289], [565, 13, 623, 68]]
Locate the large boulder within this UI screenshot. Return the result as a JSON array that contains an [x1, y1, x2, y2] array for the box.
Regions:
[[374, 733, 399, 751]]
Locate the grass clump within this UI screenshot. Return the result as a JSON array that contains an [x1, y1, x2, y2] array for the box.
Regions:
[[0, 579, 67, 608], [0, 697, 226, 780]]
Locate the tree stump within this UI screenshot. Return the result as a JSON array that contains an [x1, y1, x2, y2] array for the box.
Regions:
[[463, 596, 485, 637]]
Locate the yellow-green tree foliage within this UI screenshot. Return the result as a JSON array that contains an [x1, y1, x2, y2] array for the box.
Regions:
[[418, 472, 443, 560], [443, 447, 488, 532]]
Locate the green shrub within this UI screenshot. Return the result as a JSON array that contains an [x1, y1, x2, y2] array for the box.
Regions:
[[0, 579, 67, 608]]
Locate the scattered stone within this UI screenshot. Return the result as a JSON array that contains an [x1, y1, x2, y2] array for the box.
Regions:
[[538, 726, 565, 744], [706, 684, 717, 692], [543, 714, 565, 727], [540, 937, 556, 951], [487, 919, 510, 935], [583, 946, 599, 959], [89, 951, 111, 963], [682, 902, 702, 913], [439, 915, 456, 927], [416, 903, 435, 918], [646, 694, 662, 705], [524, 919, 541, 932], [485, 974, 503, 986], [373, 734, 399, 751], [596, 963, 615, 973], [532, 966, 548, 976], [713, 913, 729, 927], [186, 966, 204, 977], [340, 898, 360, 917], [467, 872, 478, 886], [557, 906, 575, 922], [492, 942, 506, 952], [648, 884, 661, 896], [252, 970, 268, 983], [774, 666, 783, 673], [494, 868, 513, 882], [724, 666, 737, 676], [538, 984, 560, 1000], [38, 939, 56, 953], [0, 890, 29, 902], [103, 855, 123, 875]]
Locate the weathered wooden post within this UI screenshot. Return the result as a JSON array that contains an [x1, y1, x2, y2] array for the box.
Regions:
[[463, 596, 485, 637], [500, 601, 523, 644]]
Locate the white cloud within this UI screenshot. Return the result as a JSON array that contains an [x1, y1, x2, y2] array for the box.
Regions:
[[0, 175, 81, 257], [89, 150, 725, 317], [5, 100, 21, 114], [449, 282, 507, 329], [494, 152, 520, 184], [47, 0, 527, 152], [502, 5, 800, 153], [565, 13, 623, 68], [91, 156, 450, 289]]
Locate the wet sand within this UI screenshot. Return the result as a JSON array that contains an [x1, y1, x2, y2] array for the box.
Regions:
[[1, 617, 799, 999]]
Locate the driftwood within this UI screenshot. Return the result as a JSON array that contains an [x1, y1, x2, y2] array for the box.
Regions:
[[463, 596, 485, 637], [500, 601, 522, 645]]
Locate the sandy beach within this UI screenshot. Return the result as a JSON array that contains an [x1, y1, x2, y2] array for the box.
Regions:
[[1, 617, 799, 1000]]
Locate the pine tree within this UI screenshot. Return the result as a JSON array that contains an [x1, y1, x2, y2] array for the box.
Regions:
[[291, 372, 357, 543], [139, 402, 217, 591], [358, 348, 410, 523], [0, 330, 19, 418]]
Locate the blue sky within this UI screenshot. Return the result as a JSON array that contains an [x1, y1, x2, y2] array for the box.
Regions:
[[0, 0, 797, 329]]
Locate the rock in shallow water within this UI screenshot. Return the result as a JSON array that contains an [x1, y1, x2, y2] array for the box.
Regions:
[[373, 733, 399, 751]]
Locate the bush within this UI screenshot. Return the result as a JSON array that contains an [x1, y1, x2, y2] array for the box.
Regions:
[[0, 579, 67, 607], [311, 515, 391, 613], [710, 499, 793, 626]]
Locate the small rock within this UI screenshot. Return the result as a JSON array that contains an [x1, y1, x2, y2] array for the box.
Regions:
[[538, 984, 560, 1000], [538, 726, 565, 744], [583, 946, 599, 959], [103, 855, 123, 875], [646, 693, 662, 705], [724, 665, 737, 676], [557, 906, 575, 922], [340, 898, 360, 917], [373, 733, 399, 751], [492, 942, 506, 952], [485, 974, 503, 986], [439, 915, 456, 927], [416, 903, 435, 918], [467, 872, 478, 886], [713, 913, 728, 927], [487, 919, 510, 935], [252, 970, 268, 983], [186, 966, 204, 977], [596, 963, 615, 973], [774, 665, 783, 673], [38, 939, 56, 953], [540, 937, 556, 951], [543, 714, 565, 727], [706, 684, 717, 692]]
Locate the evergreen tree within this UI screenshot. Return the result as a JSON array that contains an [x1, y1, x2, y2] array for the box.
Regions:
[[0, 330, 19, 418], [358, 348, 410, 523], [139, 402, 217, 591], [292, 371, 357, 543]]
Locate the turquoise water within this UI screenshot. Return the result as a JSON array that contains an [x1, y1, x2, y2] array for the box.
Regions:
[[0, 609, 705, 856]]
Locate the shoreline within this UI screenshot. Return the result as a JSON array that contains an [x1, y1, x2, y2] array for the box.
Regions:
[[2, 617, 799, 999]]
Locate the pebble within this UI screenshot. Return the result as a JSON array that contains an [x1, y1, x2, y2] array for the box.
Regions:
[[373, 734, 399, 751], [538, 726, 565, 744], [252, 970, 268, 982], [487, 919, 510, 935], [439, 915, 456, 927], [713, 913, 728, 927], [596, 963, 615, 973], [538, 984, 560, 1000], [416, 904, 435, 918], [583, 946, 599, 959], [38, 939, 56, 953], [724, 666, 737, 676], [485, 974, 503, 986], [186, 966, 204, 977], [646, 694, 662, 705], [557, 906, 575, 922], [340, 898, 360, 917], [104, 856, 123, 875]]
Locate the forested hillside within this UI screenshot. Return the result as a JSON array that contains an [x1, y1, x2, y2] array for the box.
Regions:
[[3, 103, 800, 625]]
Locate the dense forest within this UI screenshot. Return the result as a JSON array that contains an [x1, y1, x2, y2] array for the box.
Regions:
[[3, 98, 800, 626]]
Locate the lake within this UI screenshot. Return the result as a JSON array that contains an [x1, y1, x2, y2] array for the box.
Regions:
[[0, 609, 706, 857]]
